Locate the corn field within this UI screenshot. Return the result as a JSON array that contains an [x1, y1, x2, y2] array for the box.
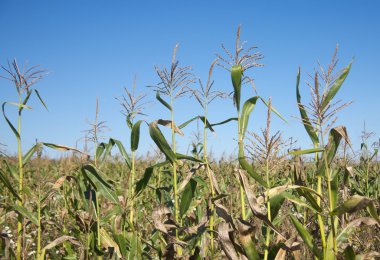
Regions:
[[0, 26, 379, 259]]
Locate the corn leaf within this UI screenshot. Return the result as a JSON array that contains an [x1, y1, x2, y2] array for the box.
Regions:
[[321, 61, 353, 111], [0, 169, 21, 201], [35, 89, 48, 110], [82, 164, 118, 204], [156, 91, 172, 111], [317, 126, 348, 177], [149, 122, 176, 164], [239, 96, 260, 139], [131, 120, 143, 151], [2, 102, 20, 139], [296, 68, 319, 145], [95, 142, 106, 162], [231, 64, 243, 111], [209, 117, 238, 127], [238, 143, 268, 187], [13, 204, 38, 225], [290, 215, 321, 257], [22, 143, 43, 166], [179, 178, 197, 217], [259, 97, 287, 123], [135, 161, 170, 196], [289, 148, 324, 155], [330, 195, 373, 216]]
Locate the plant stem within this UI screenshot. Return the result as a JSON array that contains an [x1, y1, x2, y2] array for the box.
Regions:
[[130, 150, 136, 227], [16, 99, 23, 260], [37, 187, 41, 259], [315, 142, 326, 255], [203, 105, 215, 257], [321, 135, 337, 254], [170, 94, 181, 256], [237, 112, 246, 219], [264, 158, 271, 260], [96, 192, 102, 260]]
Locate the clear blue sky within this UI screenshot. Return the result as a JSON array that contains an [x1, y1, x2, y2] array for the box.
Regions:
[[1, 1, 379, 158]]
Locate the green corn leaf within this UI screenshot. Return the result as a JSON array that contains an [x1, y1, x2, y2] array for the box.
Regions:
[[82, 164, 118, 204], [0, 169, 21, 201], [114, 234, 127, 257], [290, 215, 321, 257], [367, 203, 380, 225], [149, 122, 176, 164], [156, 91, 172, 111], [331, 170, 339, 209], [2, 102, 20, 139], [289, 147, 324, 155], [109, 138, 132, 169], [296, 68, 318, 145], [178, 116, 199, 129], [3, 159, 18, 180], [23, 143, 42, 166], [95, 142, 106, 162], [330, 195, 373, 216], [282, 192, 322, 213], [179, 116, 214, 133], [176, 153, 204, 163], [35, 89, 48, 110], [231, 65, 243, 111], [21, 90, 32, 111], [239, 96, 260, 139], [321, 61, 353, 111], [317, 126, 348, 177], [269, 193, 285, 221], [209, 117, 238, 127], [13, 204, 38, 225], [259, 97, 287, 123], [179, 178, 197, 217], [131, 120, 143, 151], [135, 161, 170, 196], [238, 143, 268, 187]]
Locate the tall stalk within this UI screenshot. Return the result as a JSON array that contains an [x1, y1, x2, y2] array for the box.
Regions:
[[192, 59, 224, 255], [1, 60, 47, 260], [117, 78, 148, 230], [16, 98, 23, 260], [216, 26, 263, 219], [263, 157, 271, 260], [151, 44, 194, 256], [130, 150, 136, 225], [170, 92, 180, 237]]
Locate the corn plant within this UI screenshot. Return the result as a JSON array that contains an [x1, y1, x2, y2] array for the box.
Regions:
[[1, 60, 47, 259], [292, 47, 380, 259]]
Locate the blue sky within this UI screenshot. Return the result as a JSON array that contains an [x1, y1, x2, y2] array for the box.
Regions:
[[1, 1, 379, 158]]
